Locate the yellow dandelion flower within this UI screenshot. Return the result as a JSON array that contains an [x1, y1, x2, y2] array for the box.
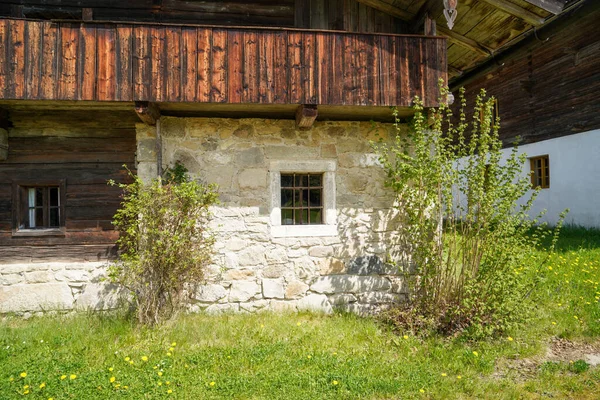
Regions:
[[332, 352, 337, 356], [548, 266, 553, 270], [472, 351, 479, 357], [142, 356, 148, 362], [209, 381, 216, 387], [457, 375, 462, 380], [574, 316, 579, 320], [110, 377, 116, 383], [307, 355, 312, 359], [167, 352, 172, 357], [123, 386, 128, 389], [260, 324, 264, 328], [153, 366, 158, 370], [419, 389, 425, 393], [158, 381, 163, 386], [20, 372, 27, 378], [124, 357, 130, 362], [507, 337, 514, 342], [69, 374, 76, 380], [333, 380, 339, 385], [167, 389, 173, 394], [169, 347, 174, 352], [166, 381, 171, 385], [129, 361, 134, 365], [24, 385, 29, 389], [171, 342, 176, 347], [24, 389, 30, 394], [403, 335, 409, 339], [60, 375, 66, 380], [108, 367, 114, 372], [9, 377, 14, 382], [39, 382, 46, 389], [296, 322, 301, 326], [48, 398, 54, 400], [552, 321, 557, 325], [441, 373, 447, 377], [115, 384, 120, 388], [158, 372, 163, 377]]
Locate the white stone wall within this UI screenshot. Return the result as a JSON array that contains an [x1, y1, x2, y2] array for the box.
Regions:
[[153, 117, 408, 315]]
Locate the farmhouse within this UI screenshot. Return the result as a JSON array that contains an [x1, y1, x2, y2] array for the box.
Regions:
[[0, 0, 595, 314]]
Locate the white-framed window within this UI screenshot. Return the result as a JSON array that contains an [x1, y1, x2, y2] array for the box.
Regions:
[[269, 160, 337, 237], [12, 179, 66, 237]]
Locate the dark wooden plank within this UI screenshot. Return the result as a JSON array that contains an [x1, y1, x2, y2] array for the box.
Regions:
[[332, 33, 344, 104], [196, 28, 212, 102], [96, 25, 116, 101], [342, 34, 356, 105], [0, 245, 118, 264], [227, 30, 243, 103], [150, 25, 166, 102], [379, 35, 392, 106], [0, 20, 7, 98], [210, 29, 227, 103], [24, 19, 42, 99], [287, 31, 302, 104], [165, 26, 181, 102], [273, 30, 288, 104], [8, 19, 26, 99], [242, 30, 258, 103], [302, 31, 316, 104], [357, 33, 372, 105], [399, 36, 410, 105], [132, 25, 151, 101], [115, 24, 133, 101], [57, 23, 78, 100], [40, 22, 58, 100], [315, 32, 327, 105], [79, 24, 96, 100], [258, 31, 275, 103], [181, 26, 197, 102]]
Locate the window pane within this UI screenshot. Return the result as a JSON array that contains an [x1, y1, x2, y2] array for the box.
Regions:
[[281, 209, 294, 225], [309, 209, 322, 224], [36, 188, 44, 206], [309, 189, 322, 207], [49, 208, 59, 227], [281, 189, 293, 207], [301, 189, 309, 206], [281, 174, 293, 187], [295, 209, 308, 224], [35, 207, 44, 227], [294, 189, 301, 207], [295, 174, 308, 187], [309, 174, 322, 187], [49, 187, 59, 207]]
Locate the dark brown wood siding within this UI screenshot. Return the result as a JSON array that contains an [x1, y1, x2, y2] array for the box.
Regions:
[[458, 4, 600, 146], [0, 110, 137, 263], [0, 19, 447, 107]]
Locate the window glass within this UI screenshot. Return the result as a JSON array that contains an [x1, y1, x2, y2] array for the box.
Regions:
[[280, 173, 323, 225]]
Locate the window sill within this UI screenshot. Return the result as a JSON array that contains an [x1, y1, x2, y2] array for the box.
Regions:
[[12, 228, 66, 238], [271, 224, 338, 238]]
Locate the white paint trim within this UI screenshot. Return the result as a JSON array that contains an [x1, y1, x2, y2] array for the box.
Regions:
[[269, 160, 338, 237]]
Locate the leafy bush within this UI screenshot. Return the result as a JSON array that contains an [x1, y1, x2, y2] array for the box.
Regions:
[[108, 164, 218, 325], [373, 85, 566, 338]]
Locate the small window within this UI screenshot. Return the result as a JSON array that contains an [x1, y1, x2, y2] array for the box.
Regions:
[[530, 155, 549, 189], [280, 173, 323, 225], [12, 180, 66, 235]]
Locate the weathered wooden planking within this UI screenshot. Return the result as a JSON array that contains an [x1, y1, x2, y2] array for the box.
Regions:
[[0, 245, 118, 264], [0, 19, 447, 107]]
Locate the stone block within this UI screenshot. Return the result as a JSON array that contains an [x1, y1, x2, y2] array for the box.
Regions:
[[229, 281, 260, 302], [24, 271, 54, 284], [193, 284, 228, 303], [223, 269, 256, 281], [237, 147, 264, 167], [357, 292, 401, 304], [346, 256, 398, 275], [137, 139, 156, 162], [224, 238, 248, 252], [319, 258, 346, 275], [285, 280, 309, 299], [0, 283, 73, 313], [261, 264, 288, 279], [297, 294, 332, 314], [55, 270, 90, 283], [75, 283, 122, 310], [264, 146, 318, 159], [237, 246, 266, 266], [265, 248, 288, 264], [269, 300, 297, 312], [262, 278, 285, 299], [310, 275, 391, 294], [328, 293, 357, 305], [308, 246, 334, 258], [239, 300, 269, 313], [161, 117, 186, 138], [233, 124, 255, 138], [205, 303, 239, 314], [238, 168, 268, 189], [0, 274, 24, 285], [336, 303, 380, 316], [320, 144, 337, 158]]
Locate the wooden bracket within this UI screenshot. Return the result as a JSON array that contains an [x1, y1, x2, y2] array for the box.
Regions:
[[134, 101, 161, 126], [295, 104, 318, 130]]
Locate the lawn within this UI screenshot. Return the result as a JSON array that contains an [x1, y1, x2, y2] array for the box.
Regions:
[[1, 227, 599, 399]]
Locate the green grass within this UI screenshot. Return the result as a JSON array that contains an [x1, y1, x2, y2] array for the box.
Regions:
[[1, 227, 599, 399]]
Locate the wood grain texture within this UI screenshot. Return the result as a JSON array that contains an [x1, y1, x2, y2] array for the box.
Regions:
[[0, 19, 446, 107]]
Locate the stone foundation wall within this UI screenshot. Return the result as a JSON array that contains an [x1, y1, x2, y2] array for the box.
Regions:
[[140, 117, 408, 315]]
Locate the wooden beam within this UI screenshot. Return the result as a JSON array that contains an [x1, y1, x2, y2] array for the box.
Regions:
[[479, 0, 546, 26], [295, 105, 318, 130], [410, 0, 444, 33], [82, 8, 93, 21], [438, 26, 493, 57], [355, 0, 413, 21], [448, 65, 464, 77], [523, 0, 565, 15], [134, 101, 161, 126], [0, 128, 7, 161]]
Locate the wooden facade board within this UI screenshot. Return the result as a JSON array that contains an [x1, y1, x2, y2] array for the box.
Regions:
[[0, 19, 446, 107]]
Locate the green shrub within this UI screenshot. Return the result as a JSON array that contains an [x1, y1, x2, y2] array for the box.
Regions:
[[373, 85, 566, 338], [108, 164, 218, 325]]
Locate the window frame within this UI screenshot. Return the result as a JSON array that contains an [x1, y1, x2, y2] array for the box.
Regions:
[[269, 160, 337, 238], [11, 179, 66, 237], [529, 155, 550, 189], [280, 173, 324, 226]]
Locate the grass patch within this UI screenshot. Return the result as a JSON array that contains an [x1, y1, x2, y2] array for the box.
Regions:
[[1, 227, 599, 399]]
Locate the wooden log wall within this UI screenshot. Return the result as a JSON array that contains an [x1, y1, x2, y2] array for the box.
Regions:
[[0, 19, 446, 107], [459, 3, 600, 146], [0, 109, 137, 263]]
